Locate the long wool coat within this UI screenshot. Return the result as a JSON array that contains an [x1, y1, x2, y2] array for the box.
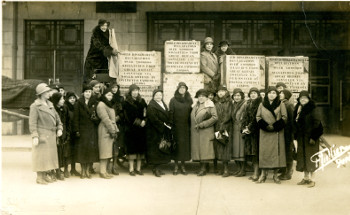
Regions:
[[169, 91, 193, 161], [294, 100, 323, 172], [200, 50, 219, 85], [213, 93, 233, 161], [97, 100, 118, 159], [242, 97, 262, 157], [191, 100, 218, 161], [112, 92, 125, 156], [73, 97, 100, 164], [256, 100, 287, 168], [29, 99, 63, 172], [54, 105, 71, 167], [65, 101, 77, 161], [83, 26, 113, 82], [282, 99, 295, 164], [146, 99, 172, 165], [231, 100, 247, 161], [122, 94, 147, 155]]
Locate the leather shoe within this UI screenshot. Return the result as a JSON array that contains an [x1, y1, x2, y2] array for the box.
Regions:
[[100, 173, 112, 179], [70, 169, 81, 176], [180, 167, 187, 175], [297, 179, 311, 185], [152, 169, 161, 177], [307, 181, 316, 188], [129, 171, 136, 176], [135, 170, 144, 175]]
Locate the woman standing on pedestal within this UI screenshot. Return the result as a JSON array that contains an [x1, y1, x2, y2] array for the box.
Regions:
[[83, 19, 118, 83], [169, 82, 193, 175], [29, 83, 63, 185], [200, 37, 220, 92]]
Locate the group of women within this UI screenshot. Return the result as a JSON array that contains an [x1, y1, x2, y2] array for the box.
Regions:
[[30, 79, 323, 188]]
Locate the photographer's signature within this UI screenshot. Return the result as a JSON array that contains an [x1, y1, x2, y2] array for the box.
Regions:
[[311, 145, 350, 172]]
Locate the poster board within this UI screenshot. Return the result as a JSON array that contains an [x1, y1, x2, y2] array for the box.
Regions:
[[118, 51, 161, 103], [225, 55, 265, 94], [164, 40, 201, 73]]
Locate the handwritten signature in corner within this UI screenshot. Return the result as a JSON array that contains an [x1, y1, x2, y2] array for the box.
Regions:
[[310, 145, 350, 172]]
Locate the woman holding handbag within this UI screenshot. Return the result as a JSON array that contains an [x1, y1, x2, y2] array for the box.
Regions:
[[96, 88, 118, 179], [191, 89, 218, 176], [73, 84, 100, 179], [146, 89, 172, 177]]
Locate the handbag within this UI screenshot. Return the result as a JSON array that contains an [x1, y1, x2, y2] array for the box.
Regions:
[[159, 132, 176, 154]]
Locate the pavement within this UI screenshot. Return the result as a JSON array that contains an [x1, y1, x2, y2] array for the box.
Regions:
[[1, 135, 350, 215]]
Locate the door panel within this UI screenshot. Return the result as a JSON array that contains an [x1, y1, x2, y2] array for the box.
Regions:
[[341, 81, 350, 136]]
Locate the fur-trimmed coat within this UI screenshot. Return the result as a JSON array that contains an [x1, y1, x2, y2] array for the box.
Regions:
[[146, 99, 172, 165], [231, 99, 247, 161], [122, 94, 147, 155], [191, 99, 218, 161], [83, 26, 113, 82], [169, 91, 193, 161], [294, 100, 323, 172], [242, 97, 262, 157], [213, 93, 233, 161], [256, 98, 287, 168]]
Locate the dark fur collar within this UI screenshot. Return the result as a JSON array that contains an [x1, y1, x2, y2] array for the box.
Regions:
[[215, 47, 236, 57], [125, 93, 143, 106], [100, 96, 114, 108], [232, 99, 245, 117], [92, 26, 109, 40], [262, 96, 281, 118], [64, 101, 74, 112], [174, 90, 193, 104], [293, 100, 316, 121], [149, 99, 168, 113], [214, 92, 231, 103]]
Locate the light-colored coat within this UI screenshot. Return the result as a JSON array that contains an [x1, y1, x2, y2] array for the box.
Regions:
[[191, 99, 218, 161], [256, 102, 287, 168], [200, 50, 219, 84], [97, 101, 118, 159], [29, 99, 63, 172]]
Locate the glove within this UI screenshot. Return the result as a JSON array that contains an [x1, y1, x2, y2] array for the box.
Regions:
[[309, 139, 316, 145], [76, 132, 80, 138], [57, 130, 63, 137], [266, 125, 274, 132], [32, 137, 39, 146], [140, 120, 146, 128]]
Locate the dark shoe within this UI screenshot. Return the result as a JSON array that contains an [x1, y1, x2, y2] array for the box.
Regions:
[[256, 176, 266, 184], [279, 173, 292, 180], [273, 175, 281, 184], [222, 172, 230, 177], [70, 169, 81, 176], [249, 176, 259, 182], [50, 172, 57, 182], [112, 168, 119, 175], [100, 173, 112, 179], [129, 171, 136, 176], [80, 171, 86, 179], [235, 171, 246, 177], [297, 179, 311, 185], [173, 169, 178, 175], [159, 170, 165, 175], [90, 168, 97, 174], [307, 181, 316, 188], [64, 170, 70, 178], [152, 169, 161, 177], [232, 170, 240, 176], [135, 170, 144, 175], [36, 173, 48, 185], [86, 171, 92, 179], [197, 170, 206, 176], [180, 167, 187, 175], [57, 172, 65, 181]]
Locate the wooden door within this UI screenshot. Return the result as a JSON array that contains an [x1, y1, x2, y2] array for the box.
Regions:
[[25, 20, 83, 93]]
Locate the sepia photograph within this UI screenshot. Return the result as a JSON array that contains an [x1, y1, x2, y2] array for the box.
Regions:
[[1, 1, 350, 214]]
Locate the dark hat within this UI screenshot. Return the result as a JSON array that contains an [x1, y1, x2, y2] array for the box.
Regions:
[[248, 87, 260, 97], [98, 19, 110, 26], [259, 88, 266, 93], [152, 89, 163, 98], [65, 91, 77, 101], [110, 82, 120, 89], [276, 82, 287, 89], [129, 84, 140, 92], [232, 88, 245, 100], [217, 85, 228, 92], [218, 40, 230, 47], [177, 82, 188, 91], [266, 86, 279, 94], [282, 89, 292, 100], [51, 92, 63, 106], [298, 90, 310, 99], [103, 87, 113, 96], [195, 89, 208, 98], [82, 84, 93, 93], [89, 80, 100, 87]]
